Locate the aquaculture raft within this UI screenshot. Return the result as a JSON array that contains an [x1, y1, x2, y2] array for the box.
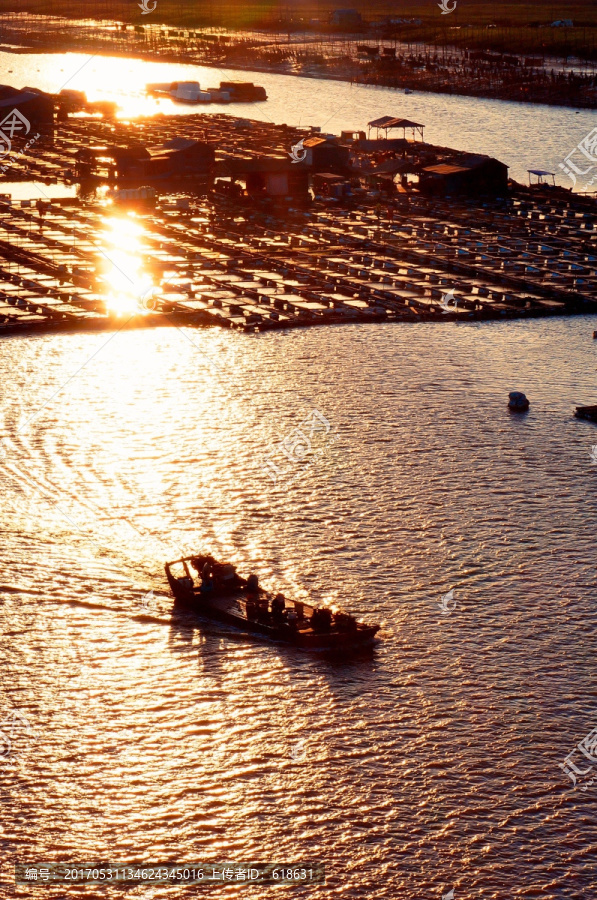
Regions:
[[0, 114, 596, 336]]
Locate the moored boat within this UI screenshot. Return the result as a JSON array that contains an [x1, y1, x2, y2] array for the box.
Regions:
[[508, 391, 529, 411], [146, 80, 267, 105], [574, 404, 597, 422], [165, 554, 379, 651]]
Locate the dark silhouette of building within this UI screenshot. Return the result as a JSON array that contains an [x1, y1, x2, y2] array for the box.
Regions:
[[419, 155, 509, 196]]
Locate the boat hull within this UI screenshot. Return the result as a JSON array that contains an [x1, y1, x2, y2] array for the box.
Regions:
[[575, 404, 597, 422], [165, 562, 379, 651]]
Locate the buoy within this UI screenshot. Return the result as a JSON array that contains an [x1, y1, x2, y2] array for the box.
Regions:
[[508, 391, 529, 411]]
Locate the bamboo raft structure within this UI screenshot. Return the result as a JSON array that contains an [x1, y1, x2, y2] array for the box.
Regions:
[[0, 113, 595, 336]]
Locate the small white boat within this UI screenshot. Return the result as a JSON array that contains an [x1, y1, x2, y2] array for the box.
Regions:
[[146, 81, 211, 103], [170, 81, 212, 103], [146, 80, 266, 105], [206, 88, 231, 103]]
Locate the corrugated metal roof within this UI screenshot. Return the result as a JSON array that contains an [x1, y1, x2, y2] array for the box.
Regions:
[[423, 164, 468, 175], [303, 136, 329, 148], [424, 156, 508, 175], [367, 115, 396, 128]]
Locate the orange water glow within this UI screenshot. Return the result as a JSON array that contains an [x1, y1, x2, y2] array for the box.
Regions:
[[100, 212, 158, 316]]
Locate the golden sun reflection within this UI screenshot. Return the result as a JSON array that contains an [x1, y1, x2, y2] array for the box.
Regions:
[[99, 213, 158, 316]]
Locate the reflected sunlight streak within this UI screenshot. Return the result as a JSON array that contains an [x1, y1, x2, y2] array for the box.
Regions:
[[100, 213, 157, 316]]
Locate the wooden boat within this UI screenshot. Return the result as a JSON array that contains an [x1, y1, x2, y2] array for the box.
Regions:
[[165, 554, 380, 651], [508, 391, 529, 411], [574, 404, 597, 422], [146, 81, 267, 105]]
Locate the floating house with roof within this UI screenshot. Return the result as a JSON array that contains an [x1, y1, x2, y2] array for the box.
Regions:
[[300, 136, 351, 173], [419, 154, 508, 196], [75, 138, 214, 183], [217, 156, 310, 201], [0, 85, 53, 128], [367, 116, 425, 141]]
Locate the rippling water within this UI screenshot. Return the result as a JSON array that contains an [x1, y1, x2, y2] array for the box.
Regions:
[[2, 49, 597, 187], [2, 315, 597, 896]]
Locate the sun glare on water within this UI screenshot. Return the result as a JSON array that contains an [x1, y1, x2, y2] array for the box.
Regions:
[[100, 213, 157, 316]]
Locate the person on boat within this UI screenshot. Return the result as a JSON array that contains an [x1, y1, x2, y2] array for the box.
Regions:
[[246, 573, 259, 595], [271, 593, 286, 622], [312, 607, 332, 631], [246, 599, 258, 620], [177, 561, 194, 595], [200, 560, 214, 594], [216, 562, 237, 592]]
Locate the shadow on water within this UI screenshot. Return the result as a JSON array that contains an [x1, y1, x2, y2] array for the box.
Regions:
[[166, 600, 381, 692], [11, 591, 381, 692]]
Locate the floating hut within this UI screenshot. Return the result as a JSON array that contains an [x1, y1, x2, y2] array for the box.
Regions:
[[419, 155, 509, 197], [367, 116, 425, 141], [0, 84, 53, 126], [312, 172, 352, 198], [76, 140, 215, 184], [217, 157, 310, 201], [301, 136, 350, 173], [528, 169, 556, 187]]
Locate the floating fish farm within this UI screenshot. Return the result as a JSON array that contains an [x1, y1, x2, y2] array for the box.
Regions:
[[0, 111, 595, 336]]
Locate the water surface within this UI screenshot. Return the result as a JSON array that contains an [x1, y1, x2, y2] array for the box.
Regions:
[[1, 316, 597, 896], [2, 50, 596, 187]]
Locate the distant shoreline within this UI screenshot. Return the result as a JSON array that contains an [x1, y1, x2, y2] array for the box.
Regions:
[[2, 37, 595, 112]]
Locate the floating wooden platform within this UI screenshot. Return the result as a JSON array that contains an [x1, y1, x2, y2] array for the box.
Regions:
[[0, 114, 595, 337]]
